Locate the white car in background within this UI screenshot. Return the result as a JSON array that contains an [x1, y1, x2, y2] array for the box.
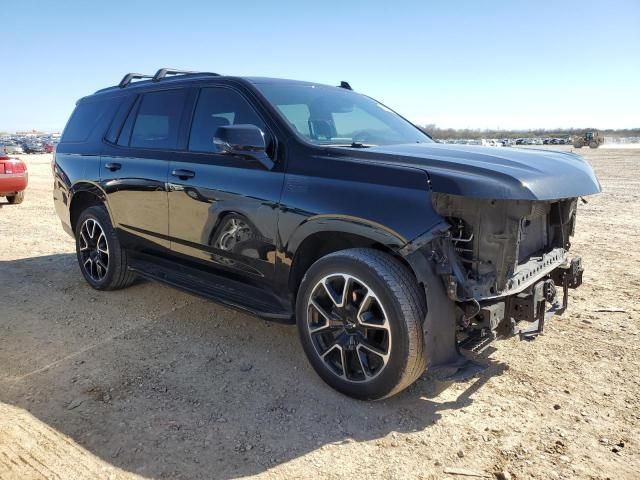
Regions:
[[1, 143, 24, 155]]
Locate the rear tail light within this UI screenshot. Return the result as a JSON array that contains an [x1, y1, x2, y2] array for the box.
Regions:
[[2, 159, 26, 174]]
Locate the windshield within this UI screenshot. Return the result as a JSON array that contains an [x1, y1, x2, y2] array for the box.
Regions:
[[255, 83, 432, 147]]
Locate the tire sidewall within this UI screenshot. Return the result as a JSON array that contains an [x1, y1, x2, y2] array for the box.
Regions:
[[296, 254, 415, 400], [74, 205, 120, 290]]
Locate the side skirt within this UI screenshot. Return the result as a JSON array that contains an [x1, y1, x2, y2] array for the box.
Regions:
[[128, 252, 294, 323]]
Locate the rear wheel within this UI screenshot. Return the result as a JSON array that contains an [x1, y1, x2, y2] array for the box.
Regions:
[[296, 248, 426, 400], [74, 205, 136, 290], [6, 191, 24, 204]]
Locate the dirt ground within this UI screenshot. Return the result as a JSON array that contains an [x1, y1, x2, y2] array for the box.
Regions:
[[1, 146, 638, 480]]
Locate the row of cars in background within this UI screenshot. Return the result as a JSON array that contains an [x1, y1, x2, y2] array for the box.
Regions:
[[436, 137, 572, 147], [1, 135, 60, 155]]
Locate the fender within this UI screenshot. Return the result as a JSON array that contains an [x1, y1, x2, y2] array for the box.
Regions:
[[281, 214, 411, 296], [281, 142, 444, 254], [285, 215, 408, 257], [69, 181, 108, 203], [67, 181, 115, 229]]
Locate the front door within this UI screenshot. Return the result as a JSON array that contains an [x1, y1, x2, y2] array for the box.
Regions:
[[167, 86, 283, 281]]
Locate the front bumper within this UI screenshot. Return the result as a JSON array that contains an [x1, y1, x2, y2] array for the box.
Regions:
[[405, 246, 585, 383], [460, 256, 584, 351]]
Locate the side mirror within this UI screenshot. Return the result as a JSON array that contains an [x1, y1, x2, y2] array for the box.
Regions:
[[213, 124, 274, 169]]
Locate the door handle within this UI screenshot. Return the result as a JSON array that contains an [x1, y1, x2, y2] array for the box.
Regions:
[[171, 169, 195, 180], [104, 162, 121, 171]]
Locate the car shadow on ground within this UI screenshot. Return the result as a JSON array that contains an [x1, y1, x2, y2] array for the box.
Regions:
[[0, 254, 508, 479]]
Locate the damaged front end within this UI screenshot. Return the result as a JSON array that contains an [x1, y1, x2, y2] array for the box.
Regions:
[[403, 192, 588, 382], [432, 192, 585, 340]]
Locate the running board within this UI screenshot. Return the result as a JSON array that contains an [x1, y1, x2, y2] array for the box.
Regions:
[[128, 254, 293, 322]]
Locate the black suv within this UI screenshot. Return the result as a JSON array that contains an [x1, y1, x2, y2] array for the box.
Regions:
[[54, 68, 601, 400]]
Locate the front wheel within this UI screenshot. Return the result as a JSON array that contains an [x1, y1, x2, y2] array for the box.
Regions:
[[296, 249, 426, 400], [74, 205, 136, 290]]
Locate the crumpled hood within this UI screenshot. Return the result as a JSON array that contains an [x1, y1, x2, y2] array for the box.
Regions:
[[346, 143, 601, 200]]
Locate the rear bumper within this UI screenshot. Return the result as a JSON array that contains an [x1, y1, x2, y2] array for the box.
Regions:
[[0, 173, 28, 195]]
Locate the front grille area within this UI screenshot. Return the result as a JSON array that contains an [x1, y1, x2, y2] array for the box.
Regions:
[[432, 193, 578, 299], [518, 208, 549, 262]]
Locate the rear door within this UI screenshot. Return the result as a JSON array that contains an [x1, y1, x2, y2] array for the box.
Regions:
[[167, 86, 284, 281], [101, 88, 189, 250]]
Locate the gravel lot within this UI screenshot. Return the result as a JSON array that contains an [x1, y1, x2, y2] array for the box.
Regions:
[[1, 147, 639, 480]]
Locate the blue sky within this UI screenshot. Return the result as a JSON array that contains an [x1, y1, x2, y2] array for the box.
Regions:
[[2, 0, 638, 132]]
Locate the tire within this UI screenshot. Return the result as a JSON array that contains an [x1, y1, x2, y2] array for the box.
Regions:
[[74, 205, 136, 290], [589, 141, 598, 149], [6, 191, 24, 204], [296, 248, 426, 400]]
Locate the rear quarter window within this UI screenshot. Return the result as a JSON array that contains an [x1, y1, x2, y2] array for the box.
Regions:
[[62, 98, 119, 143], [105, 95, 137, 144]]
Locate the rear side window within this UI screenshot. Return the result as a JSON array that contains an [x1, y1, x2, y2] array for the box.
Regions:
[[62, 99, 116, 143], [105, 95, 137, 144], [129, 89, 187, 149], [117, 97, 140, 147]]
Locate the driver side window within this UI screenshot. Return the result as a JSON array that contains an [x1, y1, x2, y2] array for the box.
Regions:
[[188, 87, 267, 153]]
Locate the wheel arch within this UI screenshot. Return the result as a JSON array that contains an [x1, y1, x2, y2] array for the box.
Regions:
[[68, 183, 112, 232], [286, 218, 414, 296]]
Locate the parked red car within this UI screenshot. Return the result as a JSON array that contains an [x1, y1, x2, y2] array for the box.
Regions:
[[0, 155, 28, 204], [43, 143, 55, 153]]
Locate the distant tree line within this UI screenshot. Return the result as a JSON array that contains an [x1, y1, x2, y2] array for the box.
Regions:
[[419, 125, 640, 140]]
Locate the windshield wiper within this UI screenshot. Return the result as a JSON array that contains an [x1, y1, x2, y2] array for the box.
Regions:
[[318, 142, 374, 148]]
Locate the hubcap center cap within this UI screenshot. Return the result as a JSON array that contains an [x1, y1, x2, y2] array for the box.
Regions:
[[336, 306, 358, 329]]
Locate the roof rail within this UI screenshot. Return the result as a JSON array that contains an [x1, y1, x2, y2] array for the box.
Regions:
[[118, 68, 222, 89], [339, 81, 353, 91], [119, 73, 153, 88], [152, 68, 220, 82]]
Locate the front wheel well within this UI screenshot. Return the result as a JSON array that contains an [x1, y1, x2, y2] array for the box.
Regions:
[[69, 191, 105, 232], [288, 231, 415, 295]]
